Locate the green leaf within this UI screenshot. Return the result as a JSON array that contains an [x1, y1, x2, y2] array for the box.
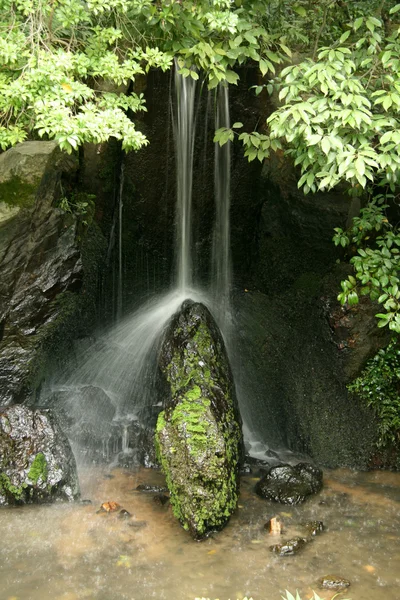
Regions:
[[354, 17, 364, 31], [293, 6, 306, 17], [232, 122, 243, 129]]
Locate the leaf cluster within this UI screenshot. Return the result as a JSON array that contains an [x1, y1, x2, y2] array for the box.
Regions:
[[334, 193, 400, 331], [348, 338, 400, 446]]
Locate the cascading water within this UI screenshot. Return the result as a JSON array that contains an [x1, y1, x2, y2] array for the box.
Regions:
[[117, 163, 125, 320], [45, 65, 273, 466], [173, 66, 197, 293], [212, 84, 232, 331], [45, 66, 203, 464]]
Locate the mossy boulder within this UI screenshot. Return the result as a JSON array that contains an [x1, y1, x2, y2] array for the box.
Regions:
[[0, 405, 80, 505], [155, 300, 243, 539]]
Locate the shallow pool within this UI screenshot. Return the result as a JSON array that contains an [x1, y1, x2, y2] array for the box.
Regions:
[[1, 466, 400, 600]]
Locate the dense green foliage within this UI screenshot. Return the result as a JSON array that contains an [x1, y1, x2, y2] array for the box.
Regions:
[[333, 193, 400, 331], [0, 0, 299, 152], [348, 338, 400, 445], [214, 0, 400, 331]]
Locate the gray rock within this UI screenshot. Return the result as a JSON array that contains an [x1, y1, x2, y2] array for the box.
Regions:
[[0, 404, 80, 505], [155, 300, 243, 539], [256, 462, 323, 504]]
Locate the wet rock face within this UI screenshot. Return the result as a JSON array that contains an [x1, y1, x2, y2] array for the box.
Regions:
[[256, 463, 323, 505], [0, 405, 80, 505], [155, 300, 243, 539], [0, 141, 81, 405]]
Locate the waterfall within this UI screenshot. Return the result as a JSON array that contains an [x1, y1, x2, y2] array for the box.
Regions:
[[173, 64, 197, 293], [46, 67, 256, 465], [117, 163, 125, 319], [212, 84, 232, 330]]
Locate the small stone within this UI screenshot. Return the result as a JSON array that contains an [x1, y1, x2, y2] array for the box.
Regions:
[[270, 536, 307, 556], [318, 575, 351, 590], [305, 520, 324, 536], [118, 509, 132, 519], [79, 499, 92, 505], [264, 516, 283, 535], [97, 501, 121, 513]]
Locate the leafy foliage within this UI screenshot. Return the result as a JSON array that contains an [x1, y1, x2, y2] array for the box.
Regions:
[[0, 0, 302, 152], [333, 193, 400, 331], [217, 4, 400, 191], [214, 2, 400, 330], [348, 338, 400, 446]]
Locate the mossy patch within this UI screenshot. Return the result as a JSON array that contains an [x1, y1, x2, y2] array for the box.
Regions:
[[28, 452, 48, 485], [0, 178, 37, 209]]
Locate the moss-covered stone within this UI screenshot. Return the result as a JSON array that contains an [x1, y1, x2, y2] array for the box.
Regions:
[[0, 405, 79, 506], [155, 300, 243, 539]]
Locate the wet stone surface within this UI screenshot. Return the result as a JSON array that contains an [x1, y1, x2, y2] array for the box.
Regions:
[[256, 462, 323, 504], [318, 574, 351, 590], [270, 536, 308, 556], [0, 404, 80, 505]]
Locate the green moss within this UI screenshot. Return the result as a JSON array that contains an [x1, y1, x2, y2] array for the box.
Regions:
[[0, 178, 37, 208], [28, 452, 48, 485], [0, 473, 28, 501]]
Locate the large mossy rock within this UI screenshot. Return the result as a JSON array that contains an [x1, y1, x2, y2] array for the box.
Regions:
[[0, 405, 80, 505], [155, 300, 243, 539]]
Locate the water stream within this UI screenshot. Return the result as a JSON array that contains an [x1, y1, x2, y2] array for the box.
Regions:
[[1, 466, 400, 600]]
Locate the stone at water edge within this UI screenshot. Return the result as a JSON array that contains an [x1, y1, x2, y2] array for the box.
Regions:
[[155, 300, 243, 540], [0, 405, 80, 505], [255, 462, 323, 505]]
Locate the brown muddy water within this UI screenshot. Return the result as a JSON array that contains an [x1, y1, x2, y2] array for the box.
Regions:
[[1, 466, 400, 600]]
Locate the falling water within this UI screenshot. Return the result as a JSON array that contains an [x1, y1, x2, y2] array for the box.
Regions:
[[173, 63, 197, 293], [46, 67, 204, 461], [211, 84, 232, 330], [117, 163, 125, 319]]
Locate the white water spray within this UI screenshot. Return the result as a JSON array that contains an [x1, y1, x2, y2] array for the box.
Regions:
[[173, 65, 197, 293], [212, 84, 232, 330]]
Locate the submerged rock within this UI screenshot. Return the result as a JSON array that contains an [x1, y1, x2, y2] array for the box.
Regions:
[[255, 462, 323, 504], [0, 405, 80, 505], [318, 575, 351, 590], [155, 300, 243, 539], [270, 536, 308, 556], [305, 520, 324, 536]]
